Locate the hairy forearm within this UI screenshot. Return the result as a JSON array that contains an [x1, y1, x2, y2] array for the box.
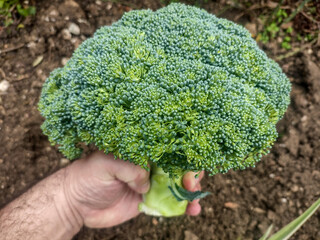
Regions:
[[0, 168, 83, 240]]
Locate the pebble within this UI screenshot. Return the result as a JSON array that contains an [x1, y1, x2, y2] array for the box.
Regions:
[[106, 2, 112, 10], [301, 115, 308, 122], [245, 23, 257, 37], [205, 207, 213, 213], [68, 23, 80, 35], [152, 217, 158, 225], [49, 9, 59, 17], [291, 185, 299, 192], [60, 158, 70, 167], [307, 48, 313, 55], [61, 29, 72, 40], [269, 173, 275, 178], [27, 41, 36, 48], [224, 202, 239, 209], [0, 80, 10, 93], [0, 159, 3, 164], [280, 198, 287, 203], [61, 57, 69, 66], [253, 207, 265, 214], [267, 210, 277, 220], [184, 230, 199, 240]]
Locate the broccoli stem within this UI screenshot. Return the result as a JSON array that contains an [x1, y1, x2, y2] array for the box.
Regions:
[[138, 163, 188, 217]]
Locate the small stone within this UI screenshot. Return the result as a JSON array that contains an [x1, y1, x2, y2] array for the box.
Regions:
[[60, 158, 70, 167], [245, 23, 257, 37], [253, 207, 265, 214], [280, 198, 287, 203], [49, 9, 59, 17], [96, 0, 102, 5], [269, 173, 275, 178], [0, 159, 3, 164], [59, 0, 85, 19], [267, 210, 277, 220], [152, 217, 158, 225], [291, 185, 299, 192], [205, 207, 213, 213], [68, 23, 80, 35], [27, 41, 36, 48], [61, 29, 72, 40], [184, 230, 199, 240], [0, 80, 9, 92], [301, 115, 308, 122], [106, 2, 112, 10], [224, 202, 239, 209], [61, 57, 69, 66]]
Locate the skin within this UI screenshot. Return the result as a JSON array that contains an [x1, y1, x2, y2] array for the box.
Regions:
[[0, 151, 204, 240]]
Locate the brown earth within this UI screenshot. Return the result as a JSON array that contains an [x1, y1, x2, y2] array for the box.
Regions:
[[0, 0, 319, 239]]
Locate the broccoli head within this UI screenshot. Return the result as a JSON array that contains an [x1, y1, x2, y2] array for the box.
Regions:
[[39, 3, 291, 216]]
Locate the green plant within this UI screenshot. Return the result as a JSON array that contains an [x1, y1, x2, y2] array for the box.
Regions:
[[260, 197, 320, 240], [259, 8, 287, 44], [257, 0, 314, 49], [0, 0, 35, 27], [38, 3, 291, 217]]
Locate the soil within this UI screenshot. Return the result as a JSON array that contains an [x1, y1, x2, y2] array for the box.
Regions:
[[0, 0, 319, 239]]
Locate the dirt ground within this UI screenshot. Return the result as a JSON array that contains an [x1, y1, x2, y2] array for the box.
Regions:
[[0, 0, 319, 239]]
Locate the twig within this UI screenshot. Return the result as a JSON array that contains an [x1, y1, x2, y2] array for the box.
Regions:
[[0, 68, 30, 81], [282, 0, 312, 24], [275, 38, 317, 61], [0, 68, 7, 80], [216, 6, 233, 17], [0, 43, 25, 55], [300, 11, 320, 24]]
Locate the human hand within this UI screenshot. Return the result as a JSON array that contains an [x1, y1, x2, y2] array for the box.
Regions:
[[65, 151, 204, 228], [183, 171, 205, 216]]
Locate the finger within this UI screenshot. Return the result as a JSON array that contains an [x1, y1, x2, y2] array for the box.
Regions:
[[183, 172, 202, 191], [197, 171, 205, 181], [186, 202, 201, 216], [189, 183, 201, 204], [186, 184, 202, 216], [100, 153, 150, 194], [85, 190, 142, 228]]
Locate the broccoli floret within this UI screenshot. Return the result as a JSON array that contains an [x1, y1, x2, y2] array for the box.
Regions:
[[39, 3, 291, 217]]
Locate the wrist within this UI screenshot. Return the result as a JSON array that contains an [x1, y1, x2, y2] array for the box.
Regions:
[[55, 167, 84, 236]]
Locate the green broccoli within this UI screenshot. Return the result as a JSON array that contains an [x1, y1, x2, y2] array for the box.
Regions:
[[38, 3, 291, 217]]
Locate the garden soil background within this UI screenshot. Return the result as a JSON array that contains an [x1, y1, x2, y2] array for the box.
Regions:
[[0, 0, 319, 239]]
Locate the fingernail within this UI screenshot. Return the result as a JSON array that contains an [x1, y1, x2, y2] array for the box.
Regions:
[[141, 181, 150, 193]]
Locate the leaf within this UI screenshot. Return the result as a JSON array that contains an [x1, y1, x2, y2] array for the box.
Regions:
[[32, 55, 43, 67], [259, 225, 273, 240], [168, 183, 211, 202], [267, 197, 320, 240], [16, 4, 36, 17]]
